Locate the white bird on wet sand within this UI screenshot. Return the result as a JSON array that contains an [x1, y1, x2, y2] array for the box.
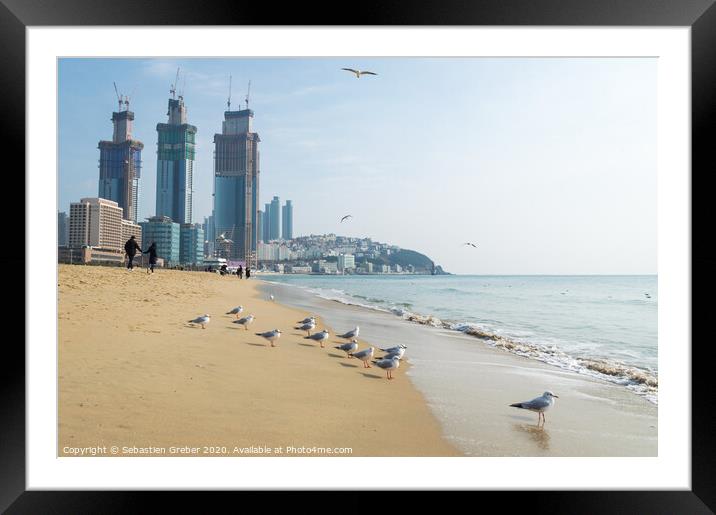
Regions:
[[188, 314, 210, 329], [380, 345, 406, 360], [334, 339, 359, 357], [336, 326, 359, 339], [341, 68, 377, 78], [510, 391, 559, 426], [226, 306, 244, 318], [297, 315, 316, 324], [233, 314, 255, 330], [269, 294, 275, 302], [350, 346, 374, 368], [295, 319, 316, 336], [372, 355, 401, 380], [256, 329, 282, 347], [304, 329, 330, 348]]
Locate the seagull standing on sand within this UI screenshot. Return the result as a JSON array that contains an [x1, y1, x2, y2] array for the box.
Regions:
[[336, 326, 359, 339], [295, 319, 316, 336], [350, 346, 374, 368], [233, 314, 255, 330], [379, 344, 407, 360], [297, 316, 316, 325], [256, 329, 282, 347], [269, 294, 275, 302], [334, 339, 359, 357], [226, 306, 244, 318], [510, 391, 559, 426], [304, 329, 330, 348], [341, 68, 377, 78], [372, 355, 401, 380], [188, 314, 211, 329]]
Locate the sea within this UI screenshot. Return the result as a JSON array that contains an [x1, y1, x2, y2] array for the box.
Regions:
[[260, 274, 658, 404]]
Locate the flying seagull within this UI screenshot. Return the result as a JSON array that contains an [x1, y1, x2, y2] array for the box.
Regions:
[[340, 215, 352, 223], [510, 391, 559, 426], [256, 329, 282, 347], [188, 314, 211, 329], [464, 242, 478, 248], [341, 68, 377, 78], [233, 314, 255, 330]]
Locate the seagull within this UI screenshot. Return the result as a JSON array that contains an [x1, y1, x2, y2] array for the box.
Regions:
[[380, 345, 406, 360], [188, 314, 211, 329], [463, 242, 478, 248], [372, 355, 401, 380], [269, 294, 275, 302], [233, 314, 255, 330], [297, 316, 316, 324], [510, 391, 559, 426], [334, 339, 359, 357], [336, 326, 359, 339], [256, 329, 282, 347], [379, 344, 407, 355], [341, 68, 377, 78], [226, 306, 244, 318], [304, 329, 330, 348], [350, 346, 374, 368], [340, 215, 352, 223], [295, 319, 316, 336]]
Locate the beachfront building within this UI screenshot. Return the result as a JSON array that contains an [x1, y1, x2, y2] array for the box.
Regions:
[[155, 91, 197, 224], [269, 196, 280, 240], [282, 200, 293, 240], [256, 210, 264, 243], [121, 219, 143, 249], [180, 223, 204, 266], [97, 103, 143, 222], [58, 211, 69, 246], [337, 253, 355, 272], [68, 197, 123, 252], [139, 215, 180, 266], [213, 105, 260, 267]]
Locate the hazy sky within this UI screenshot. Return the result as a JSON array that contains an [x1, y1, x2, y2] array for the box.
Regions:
[[58, 57, 656, 275]]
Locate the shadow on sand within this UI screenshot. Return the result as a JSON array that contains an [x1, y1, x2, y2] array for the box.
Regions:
[[512, 423, 551, 451], [360, 372, 382, 379]]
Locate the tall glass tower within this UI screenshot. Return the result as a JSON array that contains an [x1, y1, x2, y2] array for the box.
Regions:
[[282, 200, 293, 240], [155, 91, 197, 224], [269, 196, 280, 240], [213, 106, 260, 265], [98, 106, 143, 222]]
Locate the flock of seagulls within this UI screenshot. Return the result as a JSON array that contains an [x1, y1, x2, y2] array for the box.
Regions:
[[187, 310, 408, 380]]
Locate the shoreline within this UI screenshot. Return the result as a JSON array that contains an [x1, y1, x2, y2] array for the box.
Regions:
[[258, 278, 658, 457], [58, 265, 460, 457]]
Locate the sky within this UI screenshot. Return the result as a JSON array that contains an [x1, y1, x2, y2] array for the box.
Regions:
[[58, 57, 656, 275]]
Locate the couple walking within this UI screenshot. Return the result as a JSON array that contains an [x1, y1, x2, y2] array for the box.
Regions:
[[124, 235, 158, 274]]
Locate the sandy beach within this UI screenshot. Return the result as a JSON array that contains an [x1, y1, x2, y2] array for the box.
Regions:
[[58, 264, 460, 457]]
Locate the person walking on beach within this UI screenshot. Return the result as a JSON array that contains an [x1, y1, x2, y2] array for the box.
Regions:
[[143, 241, 158, 274], [124, 235, 141, 271], [245, 267, 251, 279], [237, 265, 243, 279]]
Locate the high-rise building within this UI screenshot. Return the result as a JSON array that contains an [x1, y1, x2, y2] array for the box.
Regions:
[[98, 104, 143, 222], [121, 219, 143, 250], [213, 106, 260, 266], [180, 223, 205, 265], [269, 196, 280, 240], [281, 200, 293, 240], [203, 214, 215, 258], [338, 253, 355, 272], [139, 215, 180, 266], [263, 202, 271, 242], [58, 211, 69, 246], [155, 90, 197, 224], [69, 198, 124, 251], [256, 210, 264, 243]]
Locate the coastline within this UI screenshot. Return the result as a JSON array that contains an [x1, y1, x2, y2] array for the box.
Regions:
[[258, 278, 658, 457], [57, 265, 460, 457]]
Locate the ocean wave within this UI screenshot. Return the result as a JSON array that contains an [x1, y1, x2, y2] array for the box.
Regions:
[[263, 279, 658, 404]]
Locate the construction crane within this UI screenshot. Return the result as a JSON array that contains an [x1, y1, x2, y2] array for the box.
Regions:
[[124, 85, 135, 111], [170, 67, 180, 99], [245, 80, 251, 110], [113, 82, 123, 112], [227, 74, 232, 110], [178, 72, 186, 101]]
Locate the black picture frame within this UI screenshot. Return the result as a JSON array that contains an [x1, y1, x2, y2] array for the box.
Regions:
[[3, 0, 713, 511]]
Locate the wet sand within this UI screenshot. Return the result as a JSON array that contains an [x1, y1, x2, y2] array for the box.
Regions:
[[57, 265, 460, 457]]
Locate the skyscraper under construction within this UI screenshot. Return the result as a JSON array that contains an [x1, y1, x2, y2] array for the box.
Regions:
[[98, 92, 143, 223], [212, 80, 260, 267], [155, 78, 197, 224]]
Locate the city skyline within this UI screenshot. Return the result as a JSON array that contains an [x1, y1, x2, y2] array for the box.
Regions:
[[59, 57, 656, 274]]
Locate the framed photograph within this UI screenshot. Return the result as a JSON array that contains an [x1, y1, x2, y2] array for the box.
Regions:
[[5, 0, 713, 510]]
